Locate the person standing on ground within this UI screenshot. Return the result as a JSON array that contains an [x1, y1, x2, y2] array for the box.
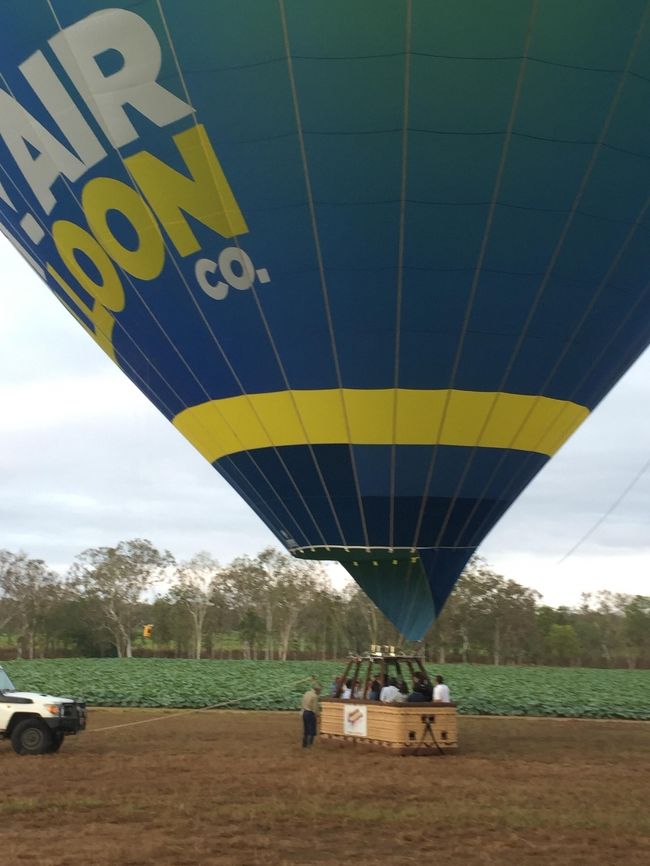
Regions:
[[301, 682, 321, 747]]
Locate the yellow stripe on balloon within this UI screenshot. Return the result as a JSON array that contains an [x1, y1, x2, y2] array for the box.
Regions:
[[172, 388, 589, 463]]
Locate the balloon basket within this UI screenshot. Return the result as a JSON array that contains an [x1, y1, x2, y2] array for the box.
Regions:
[[319, 700, 457, 755], [321, 651, 457, 755]]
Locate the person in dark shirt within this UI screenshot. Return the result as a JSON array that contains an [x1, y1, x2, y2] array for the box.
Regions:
[[329, 676, 343, 697], [407, 670, 433, 702], [367, 674, 382, 701]]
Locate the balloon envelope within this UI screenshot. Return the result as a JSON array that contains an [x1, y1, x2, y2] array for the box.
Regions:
[[2, 1, 650, 637]]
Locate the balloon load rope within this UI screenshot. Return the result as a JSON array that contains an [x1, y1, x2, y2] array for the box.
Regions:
[[88, 676, 314, 734], [413, 713, 446, 757]]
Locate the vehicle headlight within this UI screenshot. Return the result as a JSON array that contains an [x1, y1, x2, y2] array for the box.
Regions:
[[44, 703, 61, 716]]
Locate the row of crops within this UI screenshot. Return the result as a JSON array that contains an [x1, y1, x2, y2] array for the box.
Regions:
[[3, 659, 649, 720]]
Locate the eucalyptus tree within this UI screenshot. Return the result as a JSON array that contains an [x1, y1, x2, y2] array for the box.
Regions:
[[0, 549, 61, 658], [70, 539, 173, 658], [546, 623, 581, 665], [238, 608, 266, 659], [0, 549, 16, 631], [221, 547, 325, 660], [258, 548, 326, 661], [169, 552, 221, 659], [623, 596, 650, 668], [220, 553, 270, 655]]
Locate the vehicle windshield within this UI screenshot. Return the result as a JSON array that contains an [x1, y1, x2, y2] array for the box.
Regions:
[[0, 668, 16, 691]]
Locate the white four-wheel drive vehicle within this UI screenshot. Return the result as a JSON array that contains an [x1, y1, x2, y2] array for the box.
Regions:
[[0, 664, 86, 754]]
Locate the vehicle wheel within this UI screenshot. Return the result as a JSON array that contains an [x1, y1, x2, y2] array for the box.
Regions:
[[11, 720, 54, 755], [49, 731, 65, 753]]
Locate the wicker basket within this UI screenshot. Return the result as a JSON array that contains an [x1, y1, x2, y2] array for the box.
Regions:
[[320, 699, 457, 754]]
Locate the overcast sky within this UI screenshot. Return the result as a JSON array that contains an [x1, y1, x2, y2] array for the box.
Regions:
[[1, 235, 649, 608]]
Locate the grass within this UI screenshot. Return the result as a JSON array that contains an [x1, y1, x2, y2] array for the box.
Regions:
[[1, 709, 648, 865], [0, 795, 108, 815], [4, 658, 650, 718]]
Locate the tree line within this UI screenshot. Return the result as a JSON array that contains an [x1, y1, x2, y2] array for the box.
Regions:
[[0, 541, 648, 668]]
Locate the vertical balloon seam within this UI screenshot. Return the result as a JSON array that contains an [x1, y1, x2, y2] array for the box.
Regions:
[[428, 2, 649, 551], [43, 3, 329, 551], [432, 1, 541, 550], [409, 0, 540, 552], [0, 100, 315, 550], [278, 0, 371, 551], [472, 263, 650, 547], [457, 185, 650, 551], [0, 60, 196, 428], [446, 3, 650, 550], [155, 1, 354, 552], [152, 0, 345, 551], [0, 70, 52, 284], [0, 151, 190, 428], [31, 4, 326, 553], [389, 0, 413, 552], [3, 47, 311, 549]]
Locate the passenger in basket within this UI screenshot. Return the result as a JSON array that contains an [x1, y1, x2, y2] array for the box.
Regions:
[[407, 670, 433, 702], [340, 678, 353, 699], [433, 674, 451, 703], [394, 679, 408, 703], [379, 677, 401, 703], [367, 674, 382, 701]]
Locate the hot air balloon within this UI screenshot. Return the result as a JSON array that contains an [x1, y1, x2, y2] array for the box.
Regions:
[[1, 1, 650, 638]]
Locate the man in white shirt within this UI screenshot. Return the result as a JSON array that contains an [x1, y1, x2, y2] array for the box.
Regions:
[[433, 674, 451, 702], [379, 677, 401, 702]]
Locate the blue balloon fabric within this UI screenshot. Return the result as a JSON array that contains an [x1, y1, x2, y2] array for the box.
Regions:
[[2, 1, 650, 636]]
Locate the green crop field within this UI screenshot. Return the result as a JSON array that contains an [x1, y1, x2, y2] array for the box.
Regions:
[[3, 659, 649, 720]]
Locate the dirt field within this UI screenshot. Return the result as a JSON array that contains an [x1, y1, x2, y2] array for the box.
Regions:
[[1, 709, 649, 866]]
